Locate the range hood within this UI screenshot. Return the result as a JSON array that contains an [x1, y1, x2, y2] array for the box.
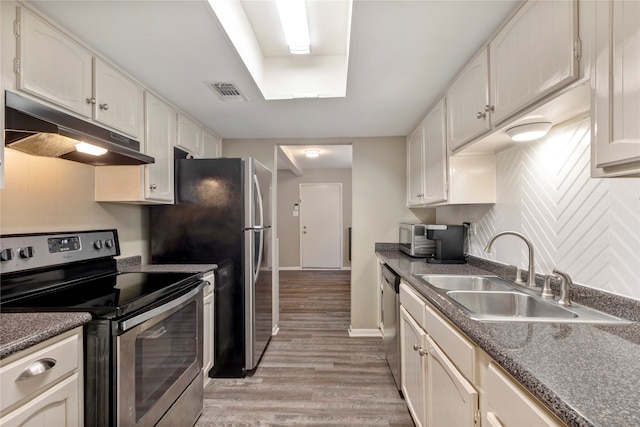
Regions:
[[4, 91, 154, 166]]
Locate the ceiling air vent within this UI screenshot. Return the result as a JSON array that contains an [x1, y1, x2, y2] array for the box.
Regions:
[[206, 81, 248, 101]]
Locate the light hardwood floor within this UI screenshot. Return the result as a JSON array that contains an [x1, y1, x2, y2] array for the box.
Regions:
[[196, 270, 414, 426]]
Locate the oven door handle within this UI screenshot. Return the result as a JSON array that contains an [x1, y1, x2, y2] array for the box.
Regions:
[[118, 284, 203, 333]]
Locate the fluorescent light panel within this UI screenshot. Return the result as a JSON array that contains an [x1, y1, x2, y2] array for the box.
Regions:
[[276, 0, 311, 54], [75, 142, 108, 156]]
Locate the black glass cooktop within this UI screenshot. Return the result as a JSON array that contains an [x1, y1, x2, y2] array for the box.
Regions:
[[0, 272, 201, 319]]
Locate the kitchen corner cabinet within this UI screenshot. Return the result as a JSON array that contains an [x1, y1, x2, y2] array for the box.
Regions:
[[406, 99, 446, 206], [592, 0, 640, 177], [176, 113, 204, 158], [95, 92, 175, 204], [0, 327, 83, 427], [446, 47, 491, 153], [202, 272, 214, 387], [489, 0, 579, 126], [15, 6, 143, 139], [407, 98, 495, 207]]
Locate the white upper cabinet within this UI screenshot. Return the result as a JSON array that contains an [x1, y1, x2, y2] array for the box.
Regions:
[[93, 58, 143, 138], [592, 0, 640, 176], [177, 112, 204, 158], [446, 47, 491, 153], [16, 6, 92, 118], [407, 124, 425, 207], [143, 92, 175, 202], [489, 0, 579, 126], [15, 7, 143, 139], [203, 129, 222, 158], [422, 99, 447, 205]]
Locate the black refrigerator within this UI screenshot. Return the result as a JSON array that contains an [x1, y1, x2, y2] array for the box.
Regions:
[[151, 157, 272, 377]]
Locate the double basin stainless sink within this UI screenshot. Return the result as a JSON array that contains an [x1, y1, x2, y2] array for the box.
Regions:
[[414, 275, 628, 324]]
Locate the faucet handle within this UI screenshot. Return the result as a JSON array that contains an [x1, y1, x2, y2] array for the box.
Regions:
[[541, 274, 556, 299], [552, 268, 572, 306], [514, 267, 525, 285]]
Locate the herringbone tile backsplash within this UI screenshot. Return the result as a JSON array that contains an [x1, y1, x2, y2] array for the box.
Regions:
[[437, 118, 640, 300]]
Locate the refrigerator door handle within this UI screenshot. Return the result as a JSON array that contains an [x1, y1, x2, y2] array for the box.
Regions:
[[254, 229, 263, 285], [254, 174, 265, 228]]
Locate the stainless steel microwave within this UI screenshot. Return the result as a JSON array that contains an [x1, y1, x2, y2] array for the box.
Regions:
[[399, 223, 436, 258]]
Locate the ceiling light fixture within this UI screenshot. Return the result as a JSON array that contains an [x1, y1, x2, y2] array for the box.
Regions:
[[305, 149, 320, 158], [276, 0, 311, 55], [505, 122, 553, 142], [75, 142, 108, 156]]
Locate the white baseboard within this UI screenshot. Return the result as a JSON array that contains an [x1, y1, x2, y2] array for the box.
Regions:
[[279, 266, 352, 271], [348, 326, 382, 338]]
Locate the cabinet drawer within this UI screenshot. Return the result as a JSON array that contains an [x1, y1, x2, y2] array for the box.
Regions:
[[400, 282, 426, 328], [424, 302, 475, 380], [486, 363, 562, 426], [0, 332, 80, 413]]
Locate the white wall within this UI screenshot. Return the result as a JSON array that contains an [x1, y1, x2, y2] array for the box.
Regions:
[[223, 137, 435, 331], [0, 149, 149, 260], [437, 118, 640, 301]]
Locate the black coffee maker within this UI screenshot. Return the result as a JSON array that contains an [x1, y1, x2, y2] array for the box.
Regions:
[[425, 224, 466, 264]]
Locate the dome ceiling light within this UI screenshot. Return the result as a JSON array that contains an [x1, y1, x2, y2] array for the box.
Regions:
[[505, 122, 553, 142]]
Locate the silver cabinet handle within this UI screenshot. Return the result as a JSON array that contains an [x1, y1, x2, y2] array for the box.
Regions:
[[85, 97, 96, 104], [476, 111, 486, 119], [149, 184, 157, 190], [485, 104, 495, 113], [16, 358, 56, 381], [99, 103, 109, 111], [418, 348, 427, 356]]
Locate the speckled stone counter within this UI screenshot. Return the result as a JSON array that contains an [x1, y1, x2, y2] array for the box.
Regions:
[[116, 255, 216, 274], [0, 312, 92, 359], [376, 249, 640, 427]]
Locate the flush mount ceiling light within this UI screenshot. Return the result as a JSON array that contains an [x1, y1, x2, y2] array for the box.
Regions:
[[305, 149, 320, 158], [505, 122, 553, 142], [276, 0, 311, 54], [75, 142, 108, 156]]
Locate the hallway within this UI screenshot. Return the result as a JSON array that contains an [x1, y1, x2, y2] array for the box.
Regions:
[[195, 270, 413, 426]]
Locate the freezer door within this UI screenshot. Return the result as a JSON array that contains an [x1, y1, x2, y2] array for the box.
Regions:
[[244, 158, 272, 229], [244, 226, 273, 371]]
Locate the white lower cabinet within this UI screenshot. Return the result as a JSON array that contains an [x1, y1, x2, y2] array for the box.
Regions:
[[0, 327, 83, 427], [202, 272, 214, 387], [426, 335, 478, 427], [400, 306, 427, 427], [399, 282, 561, 427], [484, 362, 562, 427]]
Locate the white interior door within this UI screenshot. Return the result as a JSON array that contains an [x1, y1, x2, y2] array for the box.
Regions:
[[300, 183, 342, 269]]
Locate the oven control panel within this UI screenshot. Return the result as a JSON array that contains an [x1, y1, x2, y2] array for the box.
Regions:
[[0, 230, 120, 274]]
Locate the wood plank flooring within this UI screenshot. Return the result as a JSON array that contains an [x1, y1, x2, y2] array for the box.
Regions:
[[196, 270, 414, 426]]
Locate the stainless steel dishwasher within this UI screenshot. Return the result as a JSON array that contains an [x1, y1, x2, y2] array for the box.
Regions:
[[381, 263, 401, 390]]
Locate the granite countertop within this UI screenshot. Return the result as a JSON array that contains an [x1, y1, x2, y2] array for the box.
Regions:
[[376, 248, 640, 427], [0, 312, 92, 359]]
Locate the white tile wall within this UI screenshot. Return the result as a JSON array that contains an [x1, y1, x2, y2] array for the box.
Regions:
[[437, 118, 640, 301]]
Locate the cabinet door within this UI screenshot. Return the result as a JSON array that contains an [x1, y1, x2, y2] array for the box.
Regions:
[[422, 99, 447, 205], [16, 7, 92, 118], [400, 306, 427, 427], [177, 113, 204, 157], [202, 282, 214, 386], [490, 0, 578, 125], [144, 92, 175, 202], [407, 125, 425, 206], [446, 48, 491, 152], [0, 373, 80, 427], [593, 0, 640, 172], [426, 336, 478, 427], [485, 363, 562, 427], [203, 129, 222, 158], [93, 58, 143, 137]]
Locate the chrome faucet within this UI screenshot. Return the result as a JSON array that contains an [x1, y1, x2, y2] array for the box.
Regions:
[[484, 231, 536, 288]]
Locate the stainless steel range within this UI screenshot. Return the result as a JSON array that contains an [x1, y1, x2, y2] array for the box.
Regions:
[[0, 229, 204, 427]]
